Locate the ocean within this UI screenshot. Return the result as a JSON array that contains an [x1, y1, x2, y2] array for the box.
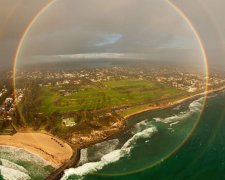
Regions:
[[63, 90, 225, 180], [1, 91, 224, 180], [0, 146, 54, 179]]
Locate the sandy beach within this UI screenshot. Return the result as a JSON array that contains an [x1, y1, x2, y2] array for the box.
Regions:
[[0, 133, 73, 167], [0, 86, 224, 178]]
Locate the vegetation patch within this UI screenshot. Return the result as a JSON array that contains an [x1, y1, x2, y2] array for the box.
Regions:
[[39, 79, 185, 114]]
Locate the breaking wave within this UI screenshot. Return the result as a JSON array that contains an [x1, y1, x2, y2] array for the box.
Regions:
[[0, 145, 51, 167], [189, 97, 204, 113], [0, 145, 54, 179], [153, 97, 203, 124], [0, 166, 31, 180], [0, 159, 29, 174], [78, 139, 120, 165], [132, 119, 152, 134], [61, 97, 205, 179], [61, 126, 158, 180], [0, 159, 31, 180]]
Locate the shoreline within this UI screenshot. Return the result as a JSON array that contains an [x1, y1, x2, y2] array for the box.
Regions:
[[0, 132, 74, 168], [123, 86, 225, 120], [0, 145, 51, 166], [1, 86, 225, 179], [47, 85, 225, 179]]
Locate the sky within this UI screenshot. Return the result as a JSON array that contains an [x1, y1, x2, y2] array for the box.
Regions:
[[0, 0, 225, 69]]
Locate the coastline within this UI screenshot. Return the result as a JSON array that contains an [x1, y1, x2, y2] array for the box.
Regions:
[[68, 85, 225, 164], [1, 86, 225, 179], [0, 132, 74, 168], [122, 86, 225, 120], [48, 86, 225, 178]]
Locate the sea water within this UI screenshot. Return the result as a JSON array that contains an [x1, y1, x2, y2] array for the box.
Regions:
[[62, 94, 209, 180], [1, 91, 224, 180], [0, 146, 55, 179]]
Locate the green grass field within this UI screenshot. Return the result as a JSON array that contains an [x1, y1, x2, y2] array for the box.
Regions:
[[39, 79, 186, 114]]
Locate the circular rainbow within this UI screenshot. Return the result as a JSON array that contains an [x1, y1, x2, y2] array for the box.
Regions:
[[11, 0, 209, 177]]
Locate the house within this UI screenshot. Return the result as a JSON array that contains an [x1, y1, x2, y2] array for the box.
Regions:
[[62, 118, 76, 127], [5, 98, 13, 104]]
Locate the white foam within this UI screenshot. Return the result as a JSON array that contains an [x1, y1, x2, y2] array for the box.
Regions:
[[154, 112, 191, 124], [123, 127, 157, 149], [0, 165, 31, 180], [101, 149, 122, 162], [189, 98, 203, 113], [169, 121, 179, 126], [153, 118, 161, 122], [153, 97, 203, 124], [132, 119, 152, 134], [61, 126, 158, 180], [0, 159, 29, 174], [0, 145, 51, 167], [78, 149, 88, 166], [173, 105, 181, 110], [78, 139, 120, 166]]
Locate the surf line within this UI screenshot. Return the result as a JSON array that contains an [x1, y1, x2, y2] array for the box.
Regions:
[[11, 0, 209, 177]]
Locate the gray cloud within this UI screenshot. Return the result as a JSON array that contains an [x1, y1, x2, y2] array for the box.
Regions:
[[18, 0, 200, 64], [0, 0, 51, 68], [172, 0, 225, 67], [0, 0, 224, 69]]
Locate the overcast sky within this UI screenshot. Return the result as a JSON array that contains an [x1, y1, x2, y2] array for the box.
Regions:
[[0, 0, 225, 69]]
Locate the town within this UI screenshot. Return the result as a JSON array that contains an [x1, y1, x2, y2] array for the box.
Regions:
[[14, 64, 225, 95], [1, 63, 225, 146]]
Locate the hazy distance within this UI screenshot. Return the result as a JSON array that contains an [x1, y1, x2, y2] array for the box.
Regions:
[[1, 0, 225, 69], [16, 0, 204, 69]]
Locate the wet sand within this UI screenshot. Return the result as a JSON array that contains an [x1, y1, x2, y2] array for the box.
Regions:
[[0, 133, 73, 167]]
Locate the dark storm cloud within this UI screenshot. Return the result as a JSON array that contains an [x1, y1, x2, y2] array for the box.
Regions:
[[19, 0, 199, 62], [0, 0, 51, 68], [0, 0, 225, 68], [172, 0, 225, 67]]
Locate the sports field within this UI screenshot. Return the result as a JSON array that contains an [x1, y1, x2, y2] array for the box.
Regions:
[[39, 79, 186, 114]]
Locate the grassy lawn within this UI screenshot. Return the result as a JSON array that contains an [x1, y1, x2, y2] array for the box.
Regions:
[[39, 79, 186, 114]]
